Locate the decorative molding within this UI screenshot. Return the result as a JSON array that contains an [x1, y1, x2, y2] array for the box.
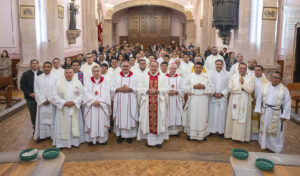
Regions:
[[66, 29, 81, 44], [64, 46, 83, 57], [105, 0, 192, 20]]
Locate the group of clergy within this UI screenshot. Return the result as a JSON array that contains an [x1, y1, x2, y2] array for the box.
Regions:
[[30, 49, 291, 153]]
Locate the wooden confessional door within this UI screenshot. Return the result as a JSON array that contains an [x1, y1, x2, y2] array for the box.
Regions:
[[128, 6, 170, 50]]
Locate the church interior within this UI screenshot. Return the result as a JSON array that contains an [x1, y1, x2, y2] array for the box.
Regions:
[[1, 0, 300, 175]]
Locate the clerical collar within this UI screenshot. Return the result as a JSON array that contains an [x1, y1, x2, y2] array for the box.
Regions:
[[120, 71, 133, 77], [91, 76, 104, 84], [166, 73, 178, 77], [148, 71, 159, 76]]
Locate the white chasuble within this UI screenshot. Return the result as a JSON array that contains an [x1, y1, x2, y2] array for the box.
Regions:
[[83, 76, 111, 144], [51, 78, 84, 148], [182, 72, 215, 140], [34, 73, 57, 140], [254, 83, 291, 153], [224, 73, 255, 142], [111, 71, 139, 138]]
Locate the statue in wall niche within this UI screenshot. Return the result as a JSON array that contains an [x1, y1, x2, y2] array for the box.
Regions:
[[69, 0, 79, 30], [66, 0, 81, 44]]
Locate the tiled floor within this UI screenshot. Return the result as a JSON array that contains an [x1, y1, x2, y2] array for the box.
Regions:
[[1, 99, 300, 175]]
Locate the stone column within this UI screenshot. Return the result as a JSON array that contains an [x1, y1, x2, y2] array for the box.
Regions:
[[102, 19, 113, 47], [200, 0, 215, 53], [281, 6, 300, 83], [259, 0, 279, 72], [185, 19, 196, 46], [82, 0, 98, 53], [46, 0, 64, 61], [18, 0, 38, 85]]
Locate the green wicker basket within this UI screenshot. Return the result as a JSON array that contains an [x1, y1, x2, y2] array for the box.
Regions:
[[232, 148, 249, 160], [256, 158, 274, 172], [42, 148, 60, 160], [19, 149, 38, 161]]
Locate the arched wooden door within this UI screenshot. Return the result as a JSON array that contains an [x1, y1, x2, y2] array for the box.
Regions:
[[128, 6, 170, 50]]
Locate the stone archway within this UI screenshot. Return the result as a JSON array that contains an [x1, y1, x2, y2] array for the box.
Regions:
[[105, 0, 193, 20], [101, 0, 195, 46]]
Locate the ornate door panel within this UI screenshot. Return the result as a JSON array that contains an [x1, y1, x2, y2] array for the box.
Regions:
[[128, 6, 170, 50]]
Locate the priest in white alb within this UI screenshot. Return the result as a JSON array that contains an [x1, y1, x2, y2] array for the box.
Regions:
[[182, 62, 214, 141], [229, 53, 244, 76], [181, 53, 194, 78], [107, 58, 122, 80], [51, 58, 64, 79], [254, 71, 291, 153], [134, 59, 149, 82], [204, 47, 225, 72], [83, 65, 111, 145], [111, 61, 139, 144], [50, 68, 85, 148], [81, 53, 98, 78], [251, 65, 269, 140], [225, 63, 255, 142], [137, 61, 168, 148], [207, 60, 229, 135], [34, 62, 57, 142], [166, 63, 184, 136]]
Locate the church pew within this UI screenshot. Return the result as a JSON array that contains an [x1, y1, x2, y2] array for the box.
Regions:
[[287, 83, 300, 114], [0, 75, 14, 108]]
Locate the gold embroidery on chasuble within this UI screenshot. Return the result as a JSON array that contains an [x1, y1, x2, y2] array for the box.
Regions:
[[149, 74, 159, 134]]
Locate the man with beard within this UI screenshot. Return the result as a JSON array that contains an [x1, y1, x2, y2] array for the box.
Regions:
[[247, 59, 257, 76], [204, 47, 225, 71]]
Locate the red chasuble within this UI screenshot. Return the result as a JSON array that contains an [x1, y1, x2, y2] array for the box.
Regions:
[[148, 72, 160, 134]]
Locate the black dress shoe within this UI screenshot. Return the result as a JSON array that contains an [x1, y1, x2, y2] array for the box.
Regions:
[[117, 136, 124, 144], [88, 142, 94, 146], [146, 143, 151, 147], [126, 138, 133, 144], [175, 133, 180, 137], [187, 136, 191, 141], [37, 138, 45, 143], [155, 144, 162, 148]]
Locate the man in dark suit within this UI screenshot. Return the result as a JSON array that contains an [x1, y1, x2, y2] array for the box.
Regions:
[[20, 59, 43, 132]]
